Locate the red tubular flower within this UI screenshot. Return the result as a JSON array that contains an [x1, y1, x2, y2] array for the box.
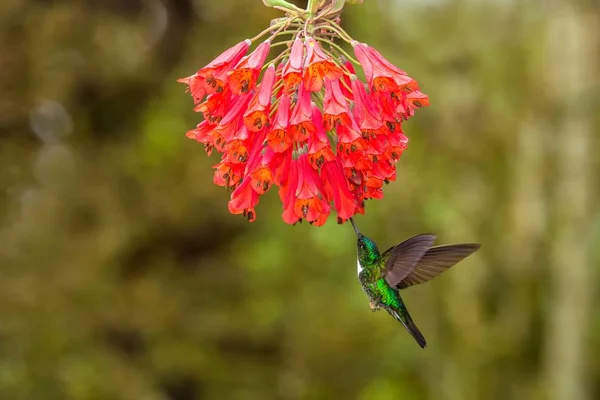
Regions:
[[266, 92, 293, 153], [337, 137, 366, 167], [339, 59, 356, 100], [351, 77, 387, 137], [309, 145, 336, 170], [274, 149, 292, 189], [289, 83, 315, 143], [213, 155, 244, 188], [178, 39, 251, 102], [226, 140, 250, 165], [336, 123, 362, 144], [281, 154, 300, 225], [219, 93, 252, 128], [211, 94, 252, 150], [244, 64, 276, 132], [321, 159, 356, 220], [365, 183, 384, 199], [344, 167, 363, 191], [307, 104, 335, 169], [309, 104, 329, 145], [305, 108, 330, 167], [293, 154, 331, 225], [373, 156, 397, 181], [322, 79, 362, 144], [281, 38, 304, 91], [344, 167, 366, 214], [229, 40, 271, 95], [194, 88, 233, 124], [352, 41, 419, 93], [373, 91, 403, 133], [365, 154, 396, 187], [179, 12, 429, 226], [303, 37, 343, 92], [385, 132, 408, 162], [405, 90, 430, 114], [178, 75, 207, 105], [322, 78, 352, 131], [228, 178, 259, 222], [249, 147, 281, 195], [186, 120, 214, 144]]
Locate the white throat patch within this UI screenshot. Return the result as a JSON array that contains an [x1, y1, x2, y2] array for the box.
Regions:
[[356, 258, 363, 276]]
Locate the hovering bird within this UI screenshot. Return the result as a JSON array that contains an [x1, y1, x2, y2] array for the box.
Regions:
[[350, 218, 480, 348]]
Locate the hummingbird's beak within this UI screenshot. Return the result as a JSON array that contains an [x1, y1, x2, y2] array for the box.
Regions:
[[349, 217, 361, 236]]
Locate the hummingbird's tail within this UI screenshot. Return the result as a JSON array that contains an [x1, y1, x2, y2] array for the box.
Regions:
[[390, 307, 427, 349]]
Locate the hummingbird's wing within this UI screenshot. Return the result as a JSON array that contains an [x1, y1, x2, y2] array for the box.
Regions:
[[396, 243, 481, 289], [382, 234, 436, 287]]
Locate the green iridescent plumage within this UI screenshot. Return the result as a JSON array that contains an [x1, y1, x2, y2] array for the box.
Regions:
[[350, 218, 481, 349]]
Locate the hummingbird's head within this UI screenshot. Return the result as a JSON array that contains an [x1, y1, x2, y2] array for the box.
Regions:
[[357, 234, 380, 264], [350, 217, 380, 262]]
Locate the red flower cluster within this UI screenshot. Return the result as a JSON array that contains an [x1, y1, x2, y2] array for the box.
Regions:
[[179, 33, 428, 225]]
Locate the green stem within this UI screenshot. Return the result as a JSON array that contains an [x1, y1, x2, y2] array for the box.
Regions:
[[316, 21, 354, 43], [269, 85, 284, 117], [312, 90, 324, 109], [271, 30, 302, 38], [304, 0, 321, 36], [307, 0, 320, 15], [270, 40, 294, 50], [315, 36, 359, 65], [251, 20, 286, 42]]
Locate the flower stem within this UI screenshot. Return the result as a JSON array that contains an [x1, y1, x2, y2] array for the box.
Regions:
[[313, 90, 324, 109], [270, 40, 294, 49], [272, 30, 302, 38], [251, 20, 287, 43], [315, 36, 359, 65], [317, 20, 354, 43], [307, 0, 320, 15], [304, 0, 322, 36]]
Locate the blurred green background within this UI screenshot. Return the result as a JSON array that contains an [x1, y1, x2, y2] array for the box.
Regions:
[[1, 0, 599, 399]]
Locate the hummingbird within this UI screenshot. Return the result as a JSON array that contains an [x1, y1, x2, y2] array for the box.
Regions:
[[349, 218, 480, 348]]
